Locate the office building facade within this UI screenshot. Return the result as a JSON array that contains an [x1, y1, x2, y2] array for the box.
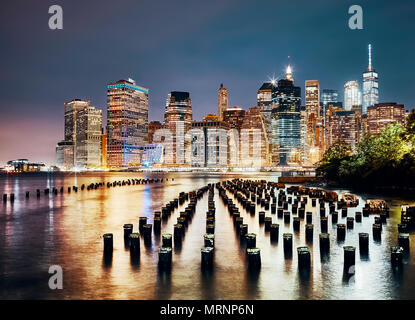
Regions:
[[164, 91, 193, 164], [75, 105, 102, 169], [367, 102, 405, 135], [191, 119, 229, 167], [305, 80, 323, 164], [106, 79, 149, 168], [56, 141, 74, 171], [325, 105, 362, 150], [271, 66, 302, 166], [240, 106, 270, 167], [344, 81, 362, 111]]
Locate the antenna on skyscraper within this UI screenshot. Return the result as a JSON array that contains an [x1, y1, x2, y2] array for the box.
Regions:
[[368, 44, 372, 71]]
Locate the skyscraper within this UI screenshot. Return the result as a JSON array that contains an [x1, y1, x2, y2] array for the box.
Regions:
[[57, 99, 103, 170], [362, 44, 379, 114], [271, 66, 302, 166], [240, 106, 270, 167], [344, 81, 362, 111], [106, 79, 149, 168], [64, 99, 90, 143], [191, 118, 229, 168], [305, 80, 324, 164], [321, 89, 339, 108], [59, 99, 92, 170], [75, 105, 102, 169], [257, 82, 276, 158], [257, 82, 275, 112], [217, 84, 229, 121], [164, 91, 192, 164], [321, 89, 340, 138], [56, 141, 74, 171]]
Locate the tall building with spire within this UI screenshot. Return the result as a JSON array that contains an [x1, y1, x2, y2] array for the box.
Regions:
[[362, 44, 379, 114], [285, 65, 294, 82], [271, 66, 302, 166], [217, 84, 228, 121]]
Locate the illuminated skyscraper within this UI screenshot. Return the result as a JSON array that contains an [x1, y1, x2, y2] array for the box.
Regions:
[[344, 81, 362, 111], [241, 106, 270, 167], [56, 141, 74, 171], [305, 80, 323, 164], [164, 91, 192, 164], [59, 99, 87, 170], [321, 89, 340, 138], [64, 99, 90, 143], [191, 118, 229, 168], [257, 82, 276, 159], [321, 89, 338, 108], [106, 79, 149, 168], [165, 91, 192, 132], [57, 99, 103, 170], [271, 66, 302, 166], [75, 105, 102, 169], [257, 82, 276, 113], [362, 44, 379, 114], [217, 84, 229, 121], [59, 99, 94, 170]]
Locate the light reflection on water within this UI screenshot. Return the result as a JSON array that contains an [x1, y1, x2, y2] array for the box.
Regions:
[[0, 172, 414, 300]]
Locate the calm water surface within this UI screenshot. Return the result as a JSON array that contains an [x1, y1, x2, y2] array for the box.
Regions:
[[0, 172, 414, 299]]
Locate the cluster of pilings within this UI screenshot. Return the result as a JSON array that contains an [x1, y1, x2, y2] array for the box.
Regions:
[[102, 184, 211, 269], [106, 178, 165, 189], [391, 206, 415, 265], [102, 177, 412, 273], [218, 178, 410, 271], [201, 185, 216, 268], [161, 185, 209, 269], [2, 177, 168, 203]]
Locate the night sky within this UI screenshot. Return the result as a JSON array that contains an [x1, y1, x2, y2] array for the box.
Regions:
[[0, 0, 414, 165]]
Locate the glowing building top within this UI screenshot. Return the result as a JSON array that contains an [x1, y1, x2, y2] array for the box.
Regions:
[[286, 65, 293, 83]]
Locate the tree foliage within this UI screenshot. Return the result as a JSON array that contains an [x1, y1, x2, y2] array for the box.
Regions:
[[317, 118, 415, 189]]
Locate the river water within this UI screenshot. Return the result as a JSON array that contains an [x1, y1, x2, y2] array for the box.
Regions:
[[0, 172, 414, 300]]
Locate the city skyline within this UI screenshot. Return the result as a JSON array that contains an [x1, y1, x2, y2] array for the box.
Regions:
[[1, 0, 414, 165]]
